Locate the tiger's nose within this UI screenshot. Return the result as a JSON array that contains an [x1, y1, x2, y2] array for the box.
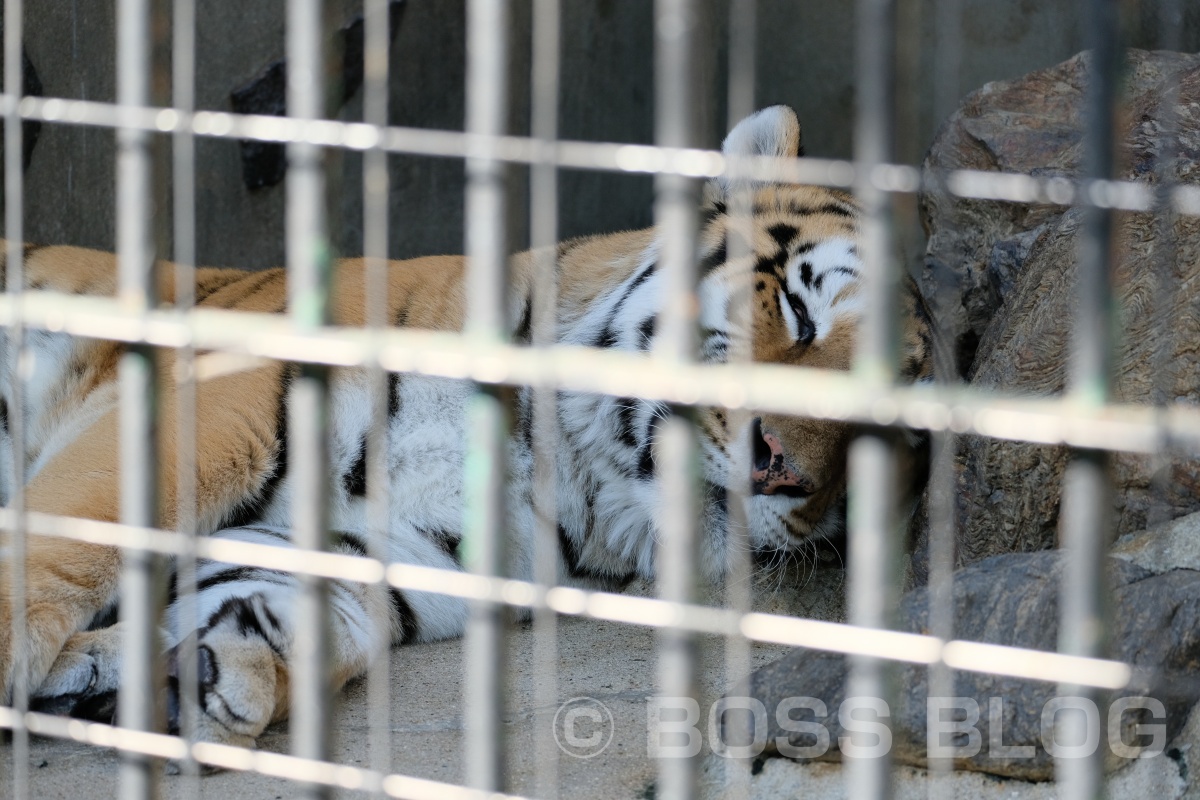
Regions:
[[750, 417, 814, 498]]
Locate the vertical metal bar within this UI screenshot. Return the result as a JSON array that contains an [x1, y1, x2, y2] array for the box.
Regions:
[[654, 1, 702, 799], [845, 432, 899, 800], [287, 1, 335, 797], [656, 412, 701, 800], [847, 0, 899, 797], [116, 0, 164, 797], [721, 0, 757, 795], [1057, 1, 1120, 798], [927, 2, 962, 797], [925, 431, 956, 800], [463, 0, 510, 792], [529, 0, 561, 797], [363, 0, 392, 794], [465, 0, 510, 342], [3, 0, 28, 794], [170, 0, 201, 795], [853, 0, 900, 389], [653, 0, 700, 365]]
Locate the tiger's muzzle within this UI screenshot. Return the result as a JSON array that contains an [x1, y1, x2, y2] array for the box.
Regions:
[[750, 417, 815, 498]]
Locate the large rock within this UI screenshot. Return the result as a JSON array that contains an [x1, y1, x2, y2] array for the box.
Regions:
[[919, 50, 1200, 566], [1112, 509, 1200, 575], [736, 552, 1200, 781], [920, 48, 1200, 376]]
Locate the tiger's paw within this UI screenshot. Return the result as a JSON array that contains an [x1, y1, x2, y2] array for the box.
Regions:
[[30, 626, 124, 720], [166, 596, 288, 749]]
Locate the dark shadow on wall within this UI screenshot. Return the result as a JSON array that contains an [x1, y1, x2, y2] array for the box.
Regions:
[[11, 0, 1200, 269]]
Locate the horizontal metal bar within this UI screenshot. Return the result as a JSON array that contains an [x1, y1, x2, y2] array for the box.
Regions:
[[0, 290, 1195, 453], [0, 708, 531, 800], [0, 508, 1137, 691], [3, 94, 1199, 214]]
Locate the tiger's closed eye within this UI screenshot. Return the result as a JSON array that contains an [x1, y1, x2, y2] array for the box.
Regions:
[[786, 293, 817, 346]]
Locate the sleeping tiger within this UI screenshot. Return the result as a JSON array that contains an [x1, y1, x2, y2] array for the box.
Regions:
[[0, 106, 933, 749]]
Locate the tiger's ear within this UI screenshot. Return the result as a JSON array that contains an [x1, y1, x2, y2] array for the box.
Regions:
[[713, 105, 803, 196]]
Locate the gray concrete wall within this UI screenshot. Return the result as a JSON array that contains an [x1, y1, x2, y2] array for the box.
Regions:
[[12, 1, 1200, 270]]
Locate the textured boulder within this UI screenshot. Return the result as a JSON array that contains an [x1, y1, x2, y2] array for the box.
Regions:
[[919, 50, 1200, 566], [1113, 509, 1200, 575], [738, 552, 1200, 781], [920, 48, 1200, 375]]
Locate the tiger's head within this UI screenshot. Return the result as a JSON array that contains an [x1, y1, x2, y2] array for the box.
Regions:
[[695, 106, 933, 557]]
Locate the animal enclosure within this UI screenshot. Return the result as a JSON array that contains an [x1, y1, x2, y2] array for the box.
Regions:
[[3, 1, 1200, 799]]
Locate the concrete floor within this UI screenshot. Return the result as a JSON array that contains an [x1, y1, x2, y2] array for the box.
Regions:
[[2, 561, 844, 800]]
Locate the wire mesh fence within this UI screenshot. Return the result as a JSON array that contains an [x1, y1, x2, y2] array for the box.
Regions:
[[1, 1, 1197, 799]]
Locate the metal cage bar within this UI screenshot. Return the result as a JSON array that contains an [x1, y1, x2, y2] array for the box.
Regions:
[[847, 0, 901, 796], [170, 0, 202, 794], [1057, 1, 1122, 798], [653, 1, 705, 798], [362, 0, 394, 794], [0, 3, 1190, 799], [3, 0, 28, 794], [286, 1, 337, 797], [718, 0, 759, 794], [115, 0, 165, 797], [463, 0, 511, 791], [529, 0, 563, 796]]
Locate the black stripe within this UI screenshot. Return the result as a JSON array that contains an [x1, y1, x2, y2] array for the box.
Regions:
[[240, 271, 289, 313], [232, 602, 274, 645], [593, 262, 657, 349], [592, 325, 618, 349], [344, 437, 368, 496], [615, 398, 640, 448], [557, 524, 584, 577], [20, 243, 47, 287], [513, 292, 532, 344], [234, 525, 291, 542], [636, 413, 665, 480], [420, 528, 462, 562], [517, 388, 534, 450], [813, 203, 854, 218], [389, 589, 421, 643], [392, 293, 413, 328], [217, 365, 295, 530], [333, 529, 369, 556], [21, 242, 45, 263], [197, 566, 290, 593], [193, 274, 233, 306], [697, 241, 727, 274], [388, 372, 401, 417], [221, 270, 282, 310], [766, 223, 797, 250], [699, 200, 727, 228], [800, 261, 814, 288], [637, 316, 656, 350], [754, 253, 787, 278], [815, 265, 858, 292]]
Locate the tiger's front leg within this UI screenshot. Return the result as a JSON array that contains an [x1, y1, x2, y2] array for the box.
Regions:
[[30, 606, 287, 750], [0, 536, 124, 705], [0, 356, 291, 704], [33, 525, 446, 751]]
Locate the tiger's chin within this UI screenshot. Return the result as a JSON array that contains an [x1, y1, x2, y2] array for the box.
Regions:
[[742, 489, 846, 555]]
